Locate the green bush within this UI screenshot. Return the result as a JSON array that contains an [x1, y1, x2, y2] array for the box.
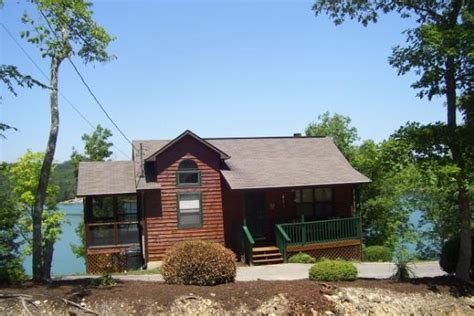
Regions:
[[309, 259, 357, 281], [439, 235, 474, 275], [363, 246, 392, 262], [288, 252, 316, 264], [162, 240, 236, 286]]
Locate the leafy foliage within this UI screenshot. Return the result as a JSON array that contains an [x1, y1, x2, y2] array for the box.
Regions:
[[50, 160, 76, 202], [7, 150, 66, 268], [162, 240, 236, 286], [305, 111, 359, 162], [439, 235, 474, 275], [0, 164, 26, 284], [71, 124, 113, 179], [309, 259, 357, 281], [363, 246, 392, 262], [288, 252, 316, 264], [71, 221, 85, 258]]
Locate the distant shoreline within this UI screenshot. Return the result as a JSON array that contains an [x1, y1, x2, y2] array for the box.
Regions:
[[60, 197, 82, 205]]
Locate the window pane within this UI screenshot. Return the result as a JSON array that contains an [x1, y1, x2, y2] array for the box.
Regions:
[[302, 189, 313, 203], [298, 203, 314, 216], [178, 193, 201, 227], [179, 159, 198, 170], [180, 212, 201, 226], [315, 188, 332, 202], [92, 197, 114, 221], [294, 190, 301, 203], [89, 225, 114, 246], [117, 195, 138, 221], [118, 224, 140, 244], [178, 172, 199, 184]]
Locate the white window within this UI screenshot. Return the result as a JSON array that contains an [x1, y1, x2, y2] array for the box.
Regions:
[[177, 192, 202, 228]]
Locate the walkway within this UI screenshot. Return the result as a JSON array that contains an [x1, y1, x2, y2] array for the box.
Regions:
[[58, 261, 445, 282]]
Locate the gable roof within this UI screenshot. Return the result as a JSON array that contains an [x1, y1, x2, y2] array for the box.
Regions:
[[133, 134, 370, 190], [144, 130, 230, 162], [77, 132, 371, 196], [77, 161, 137, 196]]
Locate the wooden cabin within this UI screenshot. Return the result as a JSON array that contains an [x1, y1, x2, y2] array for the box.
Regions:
[[77, 130, 370, 273]]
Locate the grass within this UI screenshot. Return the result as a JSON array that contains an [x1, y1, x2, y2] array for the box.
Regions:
[[114, 267, 161, 275]]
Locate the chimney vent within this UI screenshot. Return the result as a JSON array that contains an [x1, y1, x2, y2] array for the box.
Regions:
[[293, 133, 302, 137]]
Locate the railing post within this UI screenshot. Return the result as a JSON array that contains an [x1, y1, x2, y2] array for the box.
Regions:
[[301, 215, 306, 245]]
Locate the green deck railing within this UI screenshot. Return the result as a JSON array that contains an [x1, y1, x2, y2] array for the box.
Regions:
[[279, 217, 361, 247], [242, 225, 255, 265], [275, 224, 291, 261]]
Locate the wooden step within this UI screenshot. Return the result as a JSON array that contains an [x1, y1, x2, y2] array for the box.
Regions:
[[252, 252, 283, 259], [253, 257, 284, 265], [252, 246, 279, 253]]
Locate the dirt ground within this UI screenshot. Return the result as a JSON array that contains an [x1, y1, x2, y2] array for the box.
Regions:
[[0, 276, 472, 315]]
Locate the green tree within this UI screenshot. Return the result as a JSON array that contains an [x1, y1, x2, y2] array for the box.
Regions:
[[8, 150, 65, 280], [305, 111, 359, 162], [20, 0, 115, 281], [313, 0, 473, 281], [71, 124, 114, 179], [0, 163, 26, 284]]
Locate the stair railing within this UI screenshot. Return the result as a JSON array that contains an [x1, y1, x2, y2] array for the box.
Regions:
[[242, 225, 255, 265], [275, 224, 291, 262]]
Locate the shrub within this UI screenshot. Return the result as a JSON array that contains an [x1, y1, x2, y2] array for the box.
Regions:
[[439, 235, 474, 275], [363, 246, 392, 262], [391, 247, 416, 282], [288, 252, 316, 264], [309, 259, 357, 281], [162, 240, 236, 286]]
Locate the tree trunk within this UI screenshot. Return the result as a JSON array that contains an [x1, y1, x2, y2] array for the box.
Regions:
[[42, 238, 54, 281], [445, 56, 472, 282], [32, 54, 62, 282]]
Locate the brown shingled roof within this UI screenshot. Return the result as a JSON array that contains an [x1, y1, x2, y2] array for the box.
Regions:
[[133, 135, 370, 190], [77, 132, 370, 196], [77, 161, 137, 196]]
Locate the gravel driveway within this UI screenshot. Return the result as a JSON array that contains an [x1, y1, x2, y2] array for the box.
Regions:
[[59, 261, 445, 282]]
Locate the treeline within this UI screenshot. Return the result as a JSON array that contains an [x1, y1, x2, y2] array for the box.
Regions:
[[50, 160, 77, 202]]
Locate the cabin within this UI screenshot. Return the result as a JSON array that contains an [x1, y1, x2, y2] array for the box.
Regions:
[[77, 130, 370, 273]]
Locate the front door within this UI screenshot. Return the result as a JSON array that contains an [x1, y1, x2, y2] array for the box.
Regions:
[[244, 191, 266, 240]]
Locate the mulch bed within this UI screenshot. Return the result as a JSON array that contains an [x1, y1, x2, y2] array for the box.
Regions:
[[1, 276, 471, 314]]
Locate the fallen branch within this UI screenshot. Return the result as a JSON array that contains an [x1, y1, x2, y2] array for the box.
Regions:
[[20, 297, 32, 316], [62, 298, 99, 315], [0, 293, 34, 299]]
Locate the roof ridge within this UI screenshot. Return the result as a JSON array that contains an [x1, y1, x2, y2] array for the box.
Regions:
[[132, 136, 330, 142]]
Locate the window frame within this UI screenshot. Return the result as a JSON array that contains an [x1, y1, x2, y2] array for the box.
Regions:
[[176, 192, 203, 229], [176, 159, 201, 187]]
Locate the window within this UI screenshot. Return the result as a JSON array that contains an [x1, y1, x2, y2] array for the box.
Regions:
[[294, 188, 333, 220], [177, 159, 200, 186], [91, 196, 114, 222], [177, 192, 202, 228], [117, 196, 138, 221]]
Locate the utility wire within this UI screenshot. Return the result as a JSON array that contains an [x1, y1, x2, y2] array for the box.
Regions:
[[36, 7, 139, 154], [1, 22, 131, 159]]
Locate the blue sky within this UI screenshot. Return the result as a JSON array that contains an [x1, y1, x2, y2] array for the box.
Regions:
[[1, 0, 446, 162]]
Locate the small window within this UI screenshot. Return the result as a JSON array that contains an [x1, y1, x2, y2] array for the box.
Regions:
[[177, 159, 200, 186], [177, 192, 202, 228]]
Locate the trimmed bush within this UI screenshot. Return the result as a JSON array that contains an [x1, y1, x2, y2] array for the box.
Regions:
[[439, 235, 474, 275], [162, 240, 236, 286], [288, 252, 316, 264], [363, 246, 392, 262], [309, 259, 357, 281]]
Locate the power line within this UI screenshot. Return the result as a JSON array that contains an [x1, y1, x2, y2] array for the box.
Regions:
[[36, 7, 139, 154], [1, 22, 131, 160]]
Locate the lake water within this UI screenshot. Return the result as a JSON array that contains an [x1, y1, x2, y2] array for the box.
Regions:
[[22, 203, 86, 276]]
